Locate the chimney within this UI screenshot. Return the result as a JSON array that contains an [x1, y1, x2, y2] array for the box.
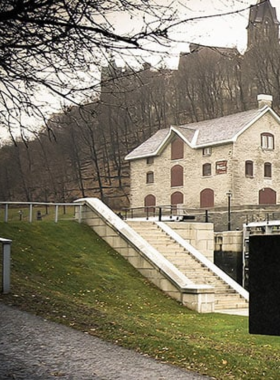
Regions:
[[257, 94, 273, 109]]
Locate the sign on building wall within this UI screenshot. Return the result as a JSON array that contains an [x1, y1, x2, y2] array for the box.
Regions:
[[216, 160, 227, 174]]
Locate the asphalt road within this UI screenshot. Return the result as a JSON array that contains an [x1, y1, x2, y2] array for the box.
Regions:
[[0, 303, 212, 380]]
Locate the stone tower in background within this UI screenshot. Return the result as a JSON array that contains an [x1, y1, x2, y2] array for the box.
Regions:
[[246, 0, 279, 49]]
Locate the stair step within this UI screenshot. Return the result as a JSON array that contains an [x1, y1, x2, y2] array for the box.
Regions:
[[127, 221, 247, 311], [215, 304, 248, 310]]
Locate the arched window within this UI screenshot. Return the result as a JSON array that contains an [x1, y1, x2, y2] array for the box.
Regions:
[[259, 188, 276, 205], [264, 162, 272, 178], [171, 165, 183, 187], [171, 191, 184, 206], [144, 194, 156, 215], [245, 160, 253, 177], [171, 137, 184, 160], [200, 189, 214, 208], [146, 171, 154, 183], [202, 163, 211, 176], [261, 133, 274, 150]]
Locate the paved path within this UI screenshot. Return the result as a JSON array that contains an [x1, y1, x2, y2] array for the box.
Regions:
[[0, 303, 211, 379]]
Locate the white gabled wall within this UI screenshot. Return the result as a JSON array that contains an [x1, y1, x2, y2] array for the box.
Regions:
[[232, 113, 280, 205], [129, 111, 280, 209]]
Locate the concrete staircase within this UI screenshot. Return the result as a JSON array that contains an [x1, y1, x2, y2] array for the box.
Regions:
[[127, 220, 248, 311]]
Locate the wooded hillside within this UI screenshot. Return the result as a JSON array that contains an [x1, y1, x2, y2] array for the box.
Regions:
[[1, 39, 280, 209]]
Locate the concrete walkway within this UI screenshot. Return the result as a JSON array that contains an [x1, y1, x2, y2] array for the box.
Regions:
[[0, 303, 211, 380], [216, 308, 248, 316]]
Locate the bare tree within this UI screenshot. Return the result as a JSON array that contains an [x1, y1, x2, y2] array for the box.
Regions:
[[0, 0, 256, 140], [0, 0, 176, 139], [175, 45, 245, 122], [243, 39, 280, 110]]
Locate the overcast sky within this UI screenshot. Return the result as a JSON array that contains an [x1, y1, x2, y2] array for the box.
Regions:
[[3, 0, 280, 140], [172, 0, 280, 50], [111, 0, 280, 67]]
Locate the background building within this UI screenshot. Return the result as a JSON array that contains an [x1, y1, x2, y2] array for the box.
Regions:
[[126, 95, 280, 210]]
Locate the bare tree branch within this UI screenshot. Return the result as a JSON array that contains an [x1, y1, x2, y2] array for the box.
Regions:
[[0, 0, 258, 138]]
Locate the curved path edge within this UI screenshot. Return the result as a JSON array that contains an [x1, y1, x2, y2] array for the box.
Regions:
[[0, 303, 211, 380]]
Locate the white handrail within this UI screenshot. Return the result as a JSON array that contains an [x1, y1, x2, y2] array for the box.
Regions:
[[75, 198, 213, 292], [157, 222, 249, 301], [0, 201, 83, 223]]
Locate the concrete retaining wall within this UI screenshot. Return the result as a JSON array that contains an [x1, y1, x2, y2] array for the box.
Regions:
[[165, 222, 214, 262], [214, 231, 243, 252], [75, 198, 215, 313]]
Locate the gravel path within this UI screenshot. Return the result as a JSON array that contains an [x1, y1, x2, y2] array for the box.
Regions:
[[0, 303, 211, 380]]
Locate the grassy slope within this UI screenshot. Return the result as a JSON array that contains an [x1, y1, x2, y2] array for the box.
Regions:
[[0, 221, 280, 379]]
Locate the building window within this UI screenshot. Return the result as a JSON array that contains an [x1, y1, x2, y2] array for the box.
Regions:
[[171, 192, 184, 206], [264, 162, 272, 178], [261, 133, 274, 150], [259, 188, 276, 205], [144, 194, 156, 215], [245, 160, 253, 177], [171, 165, 183, 187], [147, 157, 154, 165], [216, 160, 227, 174], [146, 171, 154, 184], [202, 147, 212, 156], [200, 188, 214, 208], [171, 137, 184, 160], [202, 163, 211, 176]]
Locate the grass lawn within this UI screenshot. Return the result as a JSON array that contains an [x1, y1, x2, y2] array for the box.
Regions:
[[0, 221, 280, 379]]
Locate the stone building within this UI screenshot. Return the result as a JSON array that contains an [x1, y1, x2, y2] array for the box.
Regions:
[[246, 0, 279, 49], [125, 95, 280, 210], [176, 0, 280, 115]]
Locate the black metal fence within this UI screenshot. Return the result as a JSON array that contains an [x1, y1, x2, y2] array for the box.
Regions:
[[122, 205, 197, 222], [122, 204, 280, 232]]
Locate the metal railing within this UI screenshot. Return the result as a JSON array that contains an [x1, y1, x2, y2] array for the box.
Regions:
[[123, 204, 280, 230], [0, 202, 84, 223], [122, 205, 198, 222]]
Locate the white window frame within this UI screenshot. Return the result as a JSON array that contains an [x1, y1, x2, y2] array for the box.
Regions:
[[202, 147, 212, 156], [261, 133, 274, 150]]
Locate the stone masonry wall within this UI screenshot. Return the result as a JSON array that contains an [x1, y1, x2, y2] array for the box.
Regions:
[[129, 139, 232, 209], [232, 113, 280, 205], [183, 204, 280, 232], [129, 112, 280, 211], [165, 222, 214, 262], [79, 205, 182, 302], [78, 203, 216, 312], [214, 231, 243, 253]]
